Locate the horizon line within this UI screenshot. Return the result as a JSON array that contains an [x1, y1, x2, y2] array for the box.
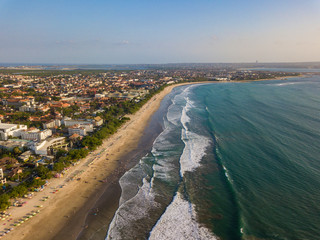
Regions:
[[1, 60, 320, 66]]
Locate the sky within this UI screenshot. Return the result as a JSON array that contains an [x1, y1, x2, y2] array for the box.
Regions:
[[0, 0, 320, 64]]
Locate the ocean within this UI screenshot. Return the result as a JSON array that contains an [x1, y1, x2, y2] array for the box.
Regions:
[[106, 75, 320, 240]]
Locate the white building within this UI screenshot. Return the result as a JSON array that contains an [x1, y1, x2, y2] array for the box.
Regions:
[[0, 123, 27, 141], [20, 129, 52, 142], [0, 139, 30, 151], [93, 116, 103, 127], [19, 102, 49, 113], [63, 119, 93, 128], [95, 93, 105, 98], [81, 123, 94, 133], [63, 117, 99, 129], [0, 168, 6, 184], [43, 119, 61, 129], [19, 104, 37, 112], [68, 125, 87, 136], [31, 137, 67, 156]]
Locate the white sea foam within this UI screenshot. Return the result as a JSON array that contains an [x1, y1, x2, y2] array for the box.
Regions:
[[148, 92, 215, 240], [150, 127, 180, 181], [149, 193, 217, 240], [108, 85, 212, 239], [167, 86, 192, 125], [106, 178, 160, 240], [180, 129, 210, 176], [167, 104, 181, 125], [180, 97, 211, 176], [118, 160, 146, 206], [222, 164, 233, 184], [272, 82, 305, 86], [107, 100, 182, 239], [181, 100, 191, 130]]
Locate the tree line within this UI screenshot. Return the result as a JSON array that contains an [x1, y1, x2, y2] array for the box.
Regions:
[[0, 84, 167, 210]]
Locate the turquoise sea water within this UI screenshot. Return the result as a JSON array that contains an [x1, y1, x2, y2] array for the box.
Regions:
[[106, 75, 320, 240]]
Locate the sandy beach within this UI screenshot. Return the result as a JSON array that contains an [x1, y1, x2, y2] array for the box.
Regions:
[[0, 82, 192, 240], [0, 77, 296, 240]]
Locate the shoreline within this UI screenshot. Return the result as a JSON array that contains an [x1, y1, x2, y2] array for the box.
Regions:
[[226, 74, 303, 83], [0, 76, 296, 240], [1, 82, 191, 240]]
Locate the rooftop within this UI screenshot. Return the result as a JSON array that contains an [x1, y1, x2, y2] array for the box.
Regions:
[[0, 123, 17, 130]]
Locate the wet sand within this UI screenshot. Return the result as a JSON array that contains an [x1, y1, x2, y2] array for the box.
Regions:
[[73, 87, 173, 240], [2, 83, 188, 240], [54, 77, 301, 240]]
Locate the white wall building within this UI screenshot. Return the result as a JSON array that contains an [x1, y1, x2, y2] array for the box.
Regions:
[[80, 123, 94, 133], [43, 119, 61, 129], [21, 129, 52, 142], [19, 104, 37, 112], [31, 137, 66, 156], [0, 123, 27, 141], [68, 125, 87, 136], [95, 93, 105, 98], [63, 119, 93, 128], [93, 116, 103, 127]]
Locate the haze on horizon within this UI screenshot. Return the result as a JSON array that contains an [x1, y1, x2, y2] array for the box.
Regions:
[[0, 0, 320, 65]]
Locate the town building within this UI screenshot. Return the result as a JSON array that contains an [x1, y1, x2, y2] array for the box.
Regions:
[[30, 137, 67, 156], [20, 129, 52, 142], [68, 125, 87, 136], [0, 139, 30, 151], [43, 119, 61, 129], [93, 116, 103, 127], [0, 123, 27, 141]]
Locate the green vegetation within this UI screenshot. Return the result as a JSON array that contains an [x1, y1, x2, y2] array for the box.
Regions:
[[0, 194, 10, 210], [0, 147, 25, 159], [35, 165, 52, 179], [0, 82, 170, 211]]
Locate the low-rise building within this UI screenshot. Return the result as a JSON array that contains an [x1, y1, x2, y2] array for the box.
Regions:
[[31, 137, 67, 156], [95, 93, 105, 98], [43, 119, 61, 129], [0, 123, 27, 141], [63, 118, 92, 127], [0, 139, 30, 151], [0, 168, 6, 184], [19, 104, 37, 112], [20, 129, 52, 142], [19, 103, 50, 113], [93, 116, 103, 127], [18, 150, 33, 162], [68, 125, 87, 136]]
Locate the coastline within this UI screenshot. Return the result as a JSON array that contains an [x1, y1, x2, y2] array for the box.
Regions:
[[227, 74, 303, 83], [0, 76, 297, 240], [1, 82, 193, 240]]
